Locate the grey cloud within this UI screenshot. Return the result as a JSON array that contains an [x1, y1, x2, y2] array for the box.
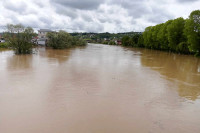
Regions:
[[3, 1, 27, 14], [147, 7, 174, 23], [23, 20, 41, 28], [0, 0, 199, 33], [34, 1, 46, 8], [108, 0, 150, 19], [50, 0, 105, 10], [177, 0, 199, 2], [39, 17, 53, 25], [54, 4, 78, 19], [81, 13, 93, 22], [70, 19, 104, 32]]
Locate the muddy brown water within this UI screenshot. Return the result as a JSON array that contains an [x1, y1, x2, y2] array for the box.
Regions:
[[0, 44, 200, 133]]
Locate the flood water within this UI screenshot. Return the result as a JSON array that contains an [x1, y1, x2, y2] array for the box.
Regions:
[[0, 44, 200, 133]]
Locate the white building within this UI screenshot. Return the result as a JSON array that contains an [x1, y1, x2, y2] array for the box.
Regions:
[[37, 29, 53, 46], [0, 34, 5, 43]]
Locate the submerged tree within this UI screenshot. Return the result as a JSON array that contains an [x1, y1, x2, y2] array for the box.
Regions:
[[47, 30, 86, 49], [5, 24, 35, 54]]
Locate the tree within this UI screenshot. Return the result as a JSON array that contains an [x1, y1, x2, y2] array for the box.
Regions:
[[136, 10, 199, 56], [5, 24, 35, 54], [184, 10, 200, 55], [122, 36, 130, 46], [167, 17, 186, 52], [157, 20, 173, 50], [131, 34, 140, 47], [47, 31, 86, 49], [143, 26, 153, 48], [152, 24, 163, 49], [137, 34, 144, 47]]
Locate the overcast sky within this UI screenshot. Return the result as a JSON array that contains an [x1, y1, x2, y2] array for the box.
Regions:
[[0, 0, 199, 33]]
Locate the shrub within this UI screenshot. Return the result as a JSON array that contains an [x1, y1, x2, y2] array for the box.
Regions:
[[47, 31, 86, 49]]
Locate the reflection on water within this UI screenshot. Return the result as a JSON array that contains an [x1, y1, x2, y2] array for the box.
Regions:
[[140, 49, 200, 101], [7, 55, 33, 70], [0, 44, 200, 133], [39, 48, 72, 64]]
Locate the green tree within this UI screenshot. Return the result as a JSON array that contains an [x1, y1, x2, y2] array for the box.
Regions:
[[137, 34, 144, 47], [184, 10, 200, 55], [5, 24, 35, 54], [152, 24, 163, 49], [131, 34, 140, 47], [157, 20, 173, 50], [177, 42, 190, 54], [122, 36, 131, 46], [47, 31, 86, 49], [143, 26, 153, 48], [167, 17, 187, 52]]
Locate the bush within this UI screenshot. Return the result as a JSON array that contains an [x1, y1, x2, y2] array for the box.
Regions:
[[0, 42, 9, 48], [47, 31, 86, 49]]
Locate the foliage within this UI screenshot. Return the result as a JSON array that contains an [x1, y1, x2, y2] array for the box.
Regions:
[[109, 40, 116, 45], [122, 36, 131, 46], [184, 10, 200, 55], [141, 10, 200, 56], [70, 32, 142, 44], [131, 34, 140, 47], [157, 20, 172, 50], [0, 42, 9, 48], [47, 31, 86, 49], [121, 34, 143, 47], [167, 17, 186, 51], [177, 42, 190, 54], [5, 24, 35, 54], [137, 34, 144, 47]]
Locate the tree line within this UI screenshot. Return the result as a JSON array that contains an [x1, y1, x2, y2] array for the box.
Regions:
[[2, 24, 86, 54], [121, 10, 200, 56]]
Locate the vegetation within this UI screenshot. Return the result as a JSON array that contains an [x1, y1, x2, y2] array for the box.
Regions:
[[118, 10, 200, 56], [70, 32, 142, 44], [1, 10, 199, 56], [47, 31, 86, 49], [0, 42, 9, 48], [4, 24, 36, 54], [184, 10, 200, 55], [140, 10, 200, 56]]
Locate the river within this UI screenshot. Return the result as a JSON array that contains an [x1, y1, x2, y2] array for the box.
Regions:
[[0, 44, 200, 133]]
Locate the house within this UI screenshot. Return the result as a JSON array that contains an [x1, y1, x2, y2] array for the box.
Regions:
[[38, 29, 52, 38], [37, 29, 53, 46], [115, 40, 122, 45], [0, 38, 5, 43], [0, 33, 5, 43]]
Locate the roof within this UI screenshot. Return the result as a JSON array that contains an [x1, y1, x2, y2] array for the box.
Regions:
[[38, 29, 52, 32]]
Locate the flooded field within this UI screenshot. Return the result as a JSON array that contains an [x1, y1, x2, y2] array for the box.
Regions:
[[0, 44, 200, 133]]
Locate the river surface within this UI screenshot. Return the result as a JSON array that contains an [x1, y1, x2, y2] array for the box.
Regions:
[[0, 44, 200, 133]]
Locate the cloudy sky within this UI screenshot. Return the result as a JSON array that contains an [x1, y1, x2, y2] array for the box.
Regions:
[[0, 0, 199, 33]]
